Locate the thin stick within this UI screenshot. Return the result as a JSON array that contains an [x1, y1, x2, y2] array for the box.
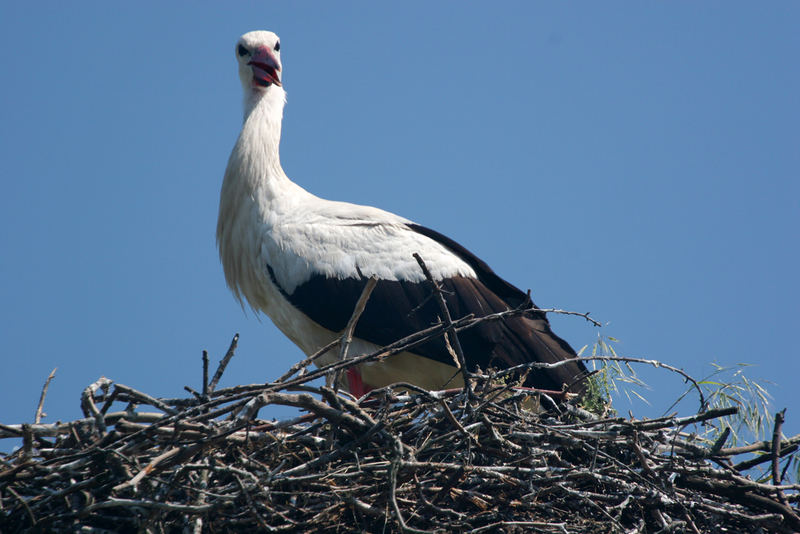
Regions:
[[202, 350, 209, 399], [276, 338, 341, 383], [209, 333, 239, 393], [734, 444, 798, 473], [708, 427, 731, 456], [112, 446, 185, 493], [389, 440, 434, 534], [35, 368, 57, 424], [339, 276, 378, 362], [493, 355, 707, 413], [334, 276, 378, 391], [278, 278, 378, 386], [413, 253, 472, 399], [114, 384, 177, 415], [7, 486, 36, 526], [81, 377, 113, 434], [772, 409, 788, 505], [723, 434, 800, 457], [631, 407, 738, 431]]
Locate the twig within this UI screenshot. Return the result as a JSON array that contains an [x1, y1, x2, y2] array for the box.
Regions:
[[202, 350, 209, 399], [389, 438, 433, 534], [81, 377, 113, 434], [339, 276, 378, 363], [722, 434, 800, 456], [192, 459, 210, 534], [7, 486, 36, 526], [335, 275, 378, 390], [469, 521, 568, 534], [35, 367, 57, 424], [734, 444, 798, 473], [413, 253, 472, 399], [439, 398, 475, 444], [631, 406, 738, 432], [112, 444, 201, 493], [708, 427, 731, 456], [114, 384, 177, 415], [276, 337, 341, 383], [209, 333, 239, 393], [21, 424, 33, 460], [81, 497, 216, 514], [631, 431, 656, 478], [772, 409, 788, 505], [235, 474, 273, 531], [494, 355, 708, 413]]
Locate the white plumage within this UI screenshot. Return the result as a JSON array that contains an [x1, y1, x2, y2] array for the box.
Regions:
[[217, 31, 587, 396]]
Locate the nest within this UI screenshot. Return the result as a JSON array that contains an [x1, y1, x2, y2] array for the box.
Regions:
[[1, 338, 799, 534]]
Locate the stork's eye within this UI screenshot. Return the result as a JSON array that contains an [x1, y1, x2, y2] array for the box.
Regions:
[[237, 44, 249, 57], [274, 41, 280, 52]]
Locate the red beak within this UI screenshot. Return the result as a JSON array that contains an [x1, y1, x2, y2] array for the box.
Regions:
[[248, 46, 281, 87]]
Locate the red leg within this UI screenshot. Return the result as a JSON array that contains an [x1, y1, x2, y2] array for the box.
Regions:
[[346, 367, 372, 397]]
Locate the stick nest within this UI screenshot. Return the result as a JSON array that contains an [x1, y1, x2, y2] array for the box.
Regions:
[[2, 339, 799, 533]]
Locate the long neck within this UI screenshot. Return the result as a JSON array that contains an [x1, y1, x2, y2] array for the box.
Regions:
[[217, 87, 293, 305], [232, 88, 288, 194]]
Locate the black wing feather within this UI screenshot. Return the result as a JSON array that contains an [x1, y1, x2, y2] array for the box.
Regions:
[[275, 224, 587, 392]]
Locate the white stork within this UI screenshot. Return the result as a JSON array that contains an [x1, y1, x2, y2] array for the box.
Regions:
[[217, 31, 587, 397]]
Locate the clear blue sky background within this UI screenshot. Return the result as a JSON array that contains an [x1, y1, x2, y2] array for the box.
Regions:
[[2, 3, 798, 449]]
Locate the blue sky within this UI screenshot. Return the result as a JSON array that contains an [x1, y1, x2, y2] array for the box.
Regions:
[[1, 3, 798, 448]]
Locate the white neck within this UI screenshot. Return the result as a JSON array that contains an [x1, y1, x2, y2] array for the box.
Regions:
[[217, 84, 297, 304], [238, 87, 287, 184], [243, 85, 285, 125]]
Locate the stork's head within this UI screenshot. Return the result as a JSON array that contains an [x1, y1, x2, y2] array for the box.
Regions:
[[236, 31, 282, 92]]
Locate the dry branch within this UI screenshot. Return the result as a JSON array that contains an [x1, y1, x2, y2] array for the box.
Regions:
[[34, 368, 56, 425]]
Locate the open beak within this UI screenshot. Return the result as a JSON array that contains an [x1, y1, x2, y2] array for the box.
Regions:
[[248, 46, 281, 87]]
